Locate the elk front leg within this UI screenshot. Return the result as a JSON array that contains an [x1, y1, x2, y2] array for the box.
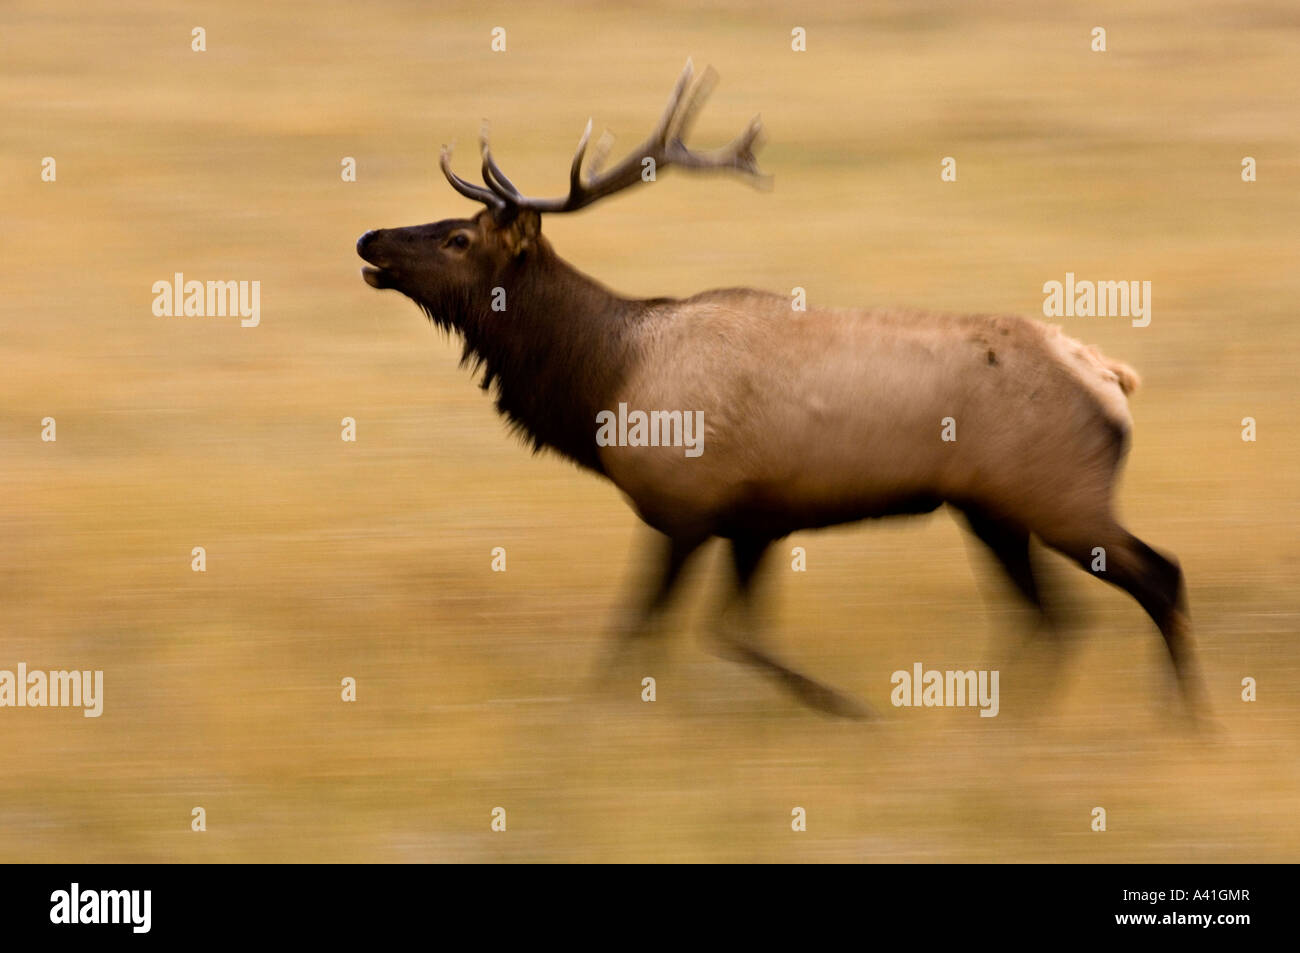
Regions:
[[712, 535, 874, 719], [595, 531, 704, 679]]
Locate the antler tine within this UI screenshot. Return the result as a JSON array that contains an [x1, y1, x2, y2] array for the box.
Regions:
[[660, 66, 769, 186], [446, 60, 767, 217], [665, 113, 771, 186], [668, 64, 718, 145], [479, 122, 521, 199], [586, 129, 615, 178], [568, 118, 594, 196], [648, 58, 697, 143], [441, 143, 507, 210], [508, 60, 692, 212]]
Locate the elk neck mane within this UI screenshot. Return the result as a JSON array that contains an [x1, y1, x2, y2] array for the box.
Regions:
[[421, 236, 659, 473]]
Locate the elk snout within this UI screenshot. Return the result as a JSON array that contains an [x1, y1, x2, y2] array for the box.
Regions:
[[357, 229, 395, 289], [356, 229, 380, 257]]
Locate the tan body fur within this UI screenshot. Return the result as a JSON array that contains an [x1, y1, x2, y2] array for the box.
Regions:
[[607, 291, 1137, 548]]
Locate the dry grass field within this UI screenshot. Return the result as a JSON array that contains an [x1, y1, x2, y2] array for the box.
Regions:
[[1, 0, 1298, 861]]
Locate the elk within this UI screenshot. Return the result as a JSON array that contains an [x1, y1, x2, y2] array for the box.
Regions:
[[356, 62, 1208, 719]]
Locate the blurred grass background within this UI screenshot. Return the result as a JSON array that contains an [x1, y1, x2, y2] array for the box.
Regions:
[[1, 0, 1298, 861]]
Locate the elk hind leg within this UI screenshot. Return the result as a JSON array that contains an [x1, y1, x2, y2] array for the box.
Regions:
[[1040, 519, 1210, 718]]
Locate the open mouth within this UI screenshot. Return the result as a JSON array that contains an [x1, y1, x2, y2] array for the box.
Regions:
[[356, 232, 396, 289], [360, 265, 394, 289]]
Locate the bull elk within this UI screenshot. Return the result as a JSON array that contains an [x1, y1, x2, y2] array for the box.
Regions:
[[356, 62, 1208, 719]]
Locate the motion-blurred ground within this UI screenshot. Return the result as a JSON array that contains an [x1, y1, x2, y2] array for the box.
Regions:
[[2, 0, 1298, 861]]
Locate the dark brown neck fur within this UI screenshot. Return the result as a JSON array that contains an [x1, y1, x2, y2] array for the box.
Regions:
[[432, 239, 659, 472]]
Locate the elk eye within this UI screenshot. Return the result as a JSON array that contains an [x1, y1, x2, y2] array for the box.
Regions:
[[446, 234, 470, 250]]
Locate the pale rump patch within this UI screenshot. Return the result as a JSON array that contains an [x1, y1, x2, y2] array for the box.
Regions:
[[1038, 324, 1140, 437]]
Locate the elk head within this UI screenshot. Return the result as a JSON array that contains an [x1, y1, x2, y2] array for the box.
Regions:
[[356, 60, 769, 328]]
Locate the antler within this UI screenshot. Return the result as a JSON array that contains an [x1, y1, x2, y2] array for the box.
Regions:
[[441, 60, 769, 221]]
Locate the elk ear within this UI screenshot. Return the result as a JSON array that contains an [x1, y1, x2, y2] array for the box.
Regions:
[[499, 209, 542, 255]]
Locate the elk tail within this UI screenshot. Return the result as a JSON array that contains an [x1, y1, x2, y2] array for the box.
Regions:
[[1106, 357, 1141, 396]]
